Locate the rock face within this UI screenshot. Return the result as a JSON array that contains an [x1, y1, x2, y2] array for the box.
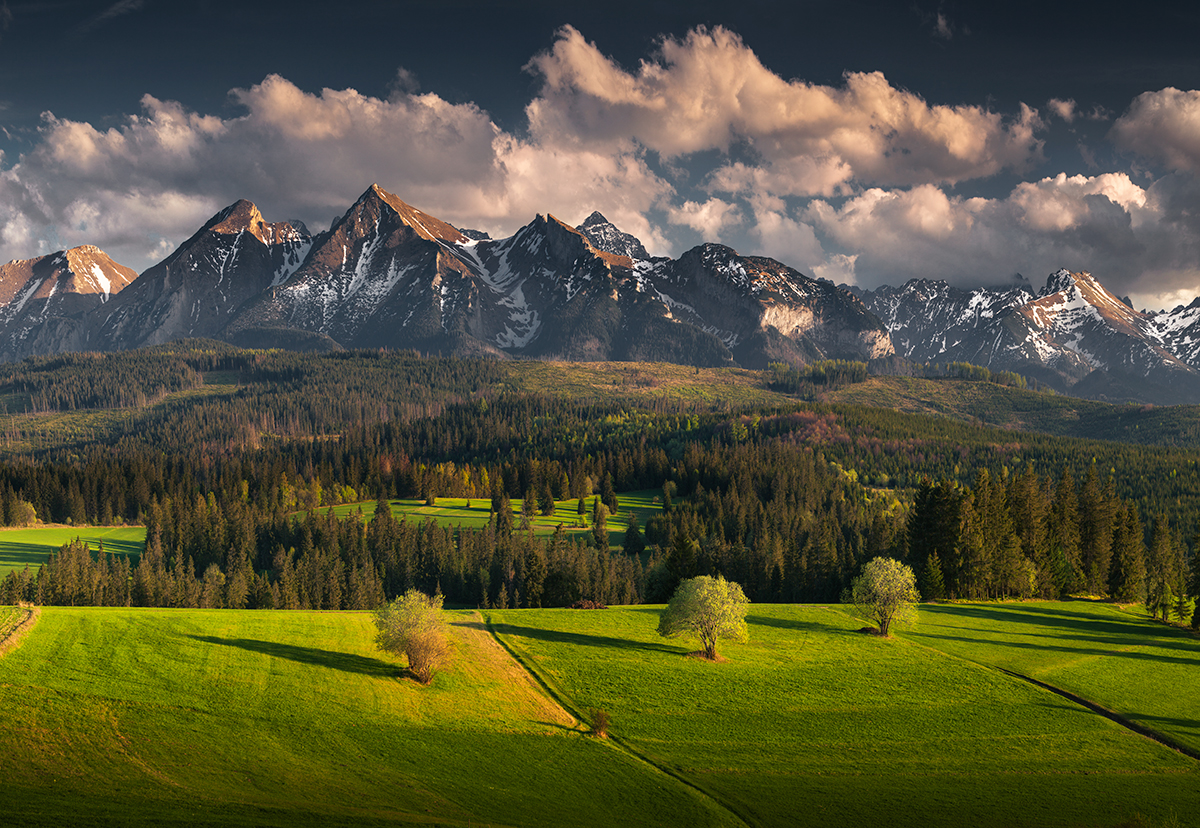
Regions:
[[856, 269, 1200, 403], [0, 245, 137, 358], [90, 200, 311, 350], [575, 211, 651, 262], [639, 244, 893, 368], [218, 185, 893, 367], [0, 186, 893, 369]]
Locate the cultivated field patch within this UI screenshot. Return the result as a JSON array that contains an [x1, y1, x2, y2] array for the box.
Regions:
[[308, 489, 663, 549]]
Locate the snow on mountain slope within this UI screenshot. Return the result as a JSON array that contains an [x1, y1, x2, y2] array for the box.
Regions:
[[89, 200, 312, 351], [858, 269, 1200, 401], [0, 246, 137, 357]]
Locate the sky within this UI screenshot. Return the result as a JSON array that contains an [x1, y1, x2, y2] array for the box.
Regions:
[[1, 1, 1200, 309]]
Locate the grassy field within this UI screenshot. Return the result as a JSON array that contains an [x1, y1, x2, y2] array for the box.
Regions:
[[2, 601, 1196, 826], [0, 607, 735, 827], [309, 489, 663, 549], [0, 525, 146, 577], [489, 602, 1200, 828], [909, 601, 1200, 756]]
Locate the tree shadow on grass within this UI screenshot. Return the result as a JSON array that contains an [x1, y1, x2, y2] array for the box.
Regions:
[[185, 634, 397, 677], [745, 614, 855, 635], [923, 602, 1187, 640], [488, 622, 678, 654], [910, 629, 1200, 668]]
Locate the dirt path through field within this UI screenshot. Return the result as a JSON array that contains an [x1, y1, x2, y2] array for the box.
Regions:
[[451, 612, 576, 729], [0, 605, 41, 657]]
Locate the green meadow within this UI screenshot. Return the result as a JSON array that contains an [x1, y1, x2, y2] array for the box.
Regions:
[[1, 601, 1197, 826], [0, 525, 146, 577], [0, 490, 661, 581], [310, 489, 663, 548]]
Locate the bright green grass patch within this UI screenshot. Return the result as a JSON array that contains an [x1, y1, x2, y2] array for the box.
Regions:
[[910, 600, 1200, 755], [309, 489, 662, 549], [0, 525, 145, 576], [0, 607, 735, 827], [489, 604, 1199, 828]]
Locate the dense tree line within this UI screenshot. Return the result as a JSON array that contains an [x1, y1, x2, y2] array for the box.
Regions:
[[908, 465, 1196, 617], [0, 350, 1197, 618]]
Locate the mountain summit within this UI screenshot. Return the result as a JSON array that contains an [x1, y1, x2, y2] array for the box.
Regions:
[[575, 211, 651, 262], [0, 245, 137, 358], [856, 269, 1200, 403], [7, 185, 1200, 403]]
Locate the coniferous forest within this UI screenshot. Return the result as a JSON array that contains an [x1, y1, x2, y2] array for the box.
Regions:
[[1, 344, 1198, 624]]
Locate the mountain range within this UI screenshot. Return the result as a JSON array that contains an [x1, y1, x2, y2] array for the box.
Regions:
[[3, 183, 1200, 404]]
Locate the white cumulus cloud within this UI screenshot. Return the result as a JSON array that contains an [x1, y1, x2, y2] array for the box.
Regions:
[[526, 25, 1044, 195]]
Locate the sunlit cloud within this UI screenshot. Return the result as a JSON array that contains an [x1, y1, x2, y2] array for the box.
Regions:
[[1111, 87, 1200, 172]]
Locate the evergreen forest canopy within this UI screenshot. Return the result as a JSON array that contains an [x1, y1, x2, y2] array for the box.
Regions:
[[0, 343, 1197, 619]]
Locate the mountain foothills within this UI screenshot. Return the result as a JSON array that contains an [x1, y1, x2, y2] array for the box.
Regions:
[[4, 183, 1200, 403]]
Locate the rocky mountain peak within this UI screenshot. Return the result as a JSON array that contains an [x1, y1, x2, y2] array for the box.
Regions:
[[1042, 268, 1080, 296], [196, 199, 309, 248], [353, 184, 466, 245], [575, 211, 650, 262]]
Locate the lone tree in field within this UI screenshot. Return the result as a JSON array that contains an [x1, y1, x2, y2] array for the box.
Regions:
[[657, 575, 749, 660], [847, 557, 919, 637], [373, 589, 449, 684]]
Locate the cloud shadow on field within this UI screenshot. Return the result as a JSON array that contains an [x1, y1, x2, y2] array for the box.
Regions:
[[488, 623, 678, 654], [185, 635, 397, 677]]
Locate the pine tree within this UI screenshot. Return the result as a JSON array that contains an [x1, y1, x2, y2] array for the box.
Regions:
[[920, 552, 946, 600], [623, 511, 646, 557], [1108, 505, 1146, 604]]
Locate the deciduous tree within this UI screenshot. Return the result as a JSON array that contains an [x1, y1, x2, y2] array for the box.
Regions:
[[373, 589, 449, 684], [657, 575, 749, 660], [847, 557, 919, 637]]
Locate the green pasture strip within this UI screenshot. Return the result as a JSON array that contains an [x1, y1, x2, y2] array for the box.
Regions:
[[306, 489, 663, 548], [909, 600, 1200, 756], [0, 525, 146, 576], [504, 360, 789, 408], [489, 604, 1198, 828], [0, 607, 735, 827]]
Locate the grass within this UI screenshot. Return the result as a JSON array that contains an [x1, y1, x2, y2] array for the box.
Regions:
[[0, 525, 146, 577], [308, 489, 663, 549], [504, 360, 791, 409], [488, 603, 1200, 828], [4, 601, 1197, 826], [0, 607, 735, 827], [0, 604, 22, 634], [908, 600, 1200, 755]]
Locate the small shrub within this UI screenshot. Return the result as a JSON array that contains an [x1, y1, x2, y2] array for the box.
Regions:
[[588, 707, 610, 738]]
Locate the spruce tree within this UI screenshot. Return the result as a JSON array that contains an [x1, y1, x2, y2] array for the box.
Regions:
[[920, 552, 946, 601]]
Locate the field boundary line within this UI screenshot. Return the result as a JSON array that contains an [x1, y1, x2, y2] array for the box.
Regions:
[[900, 622, 1200, 763], [482, 612, 758, 828], [0, 605, 41, 657], [996, 667, 1200, 762]]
